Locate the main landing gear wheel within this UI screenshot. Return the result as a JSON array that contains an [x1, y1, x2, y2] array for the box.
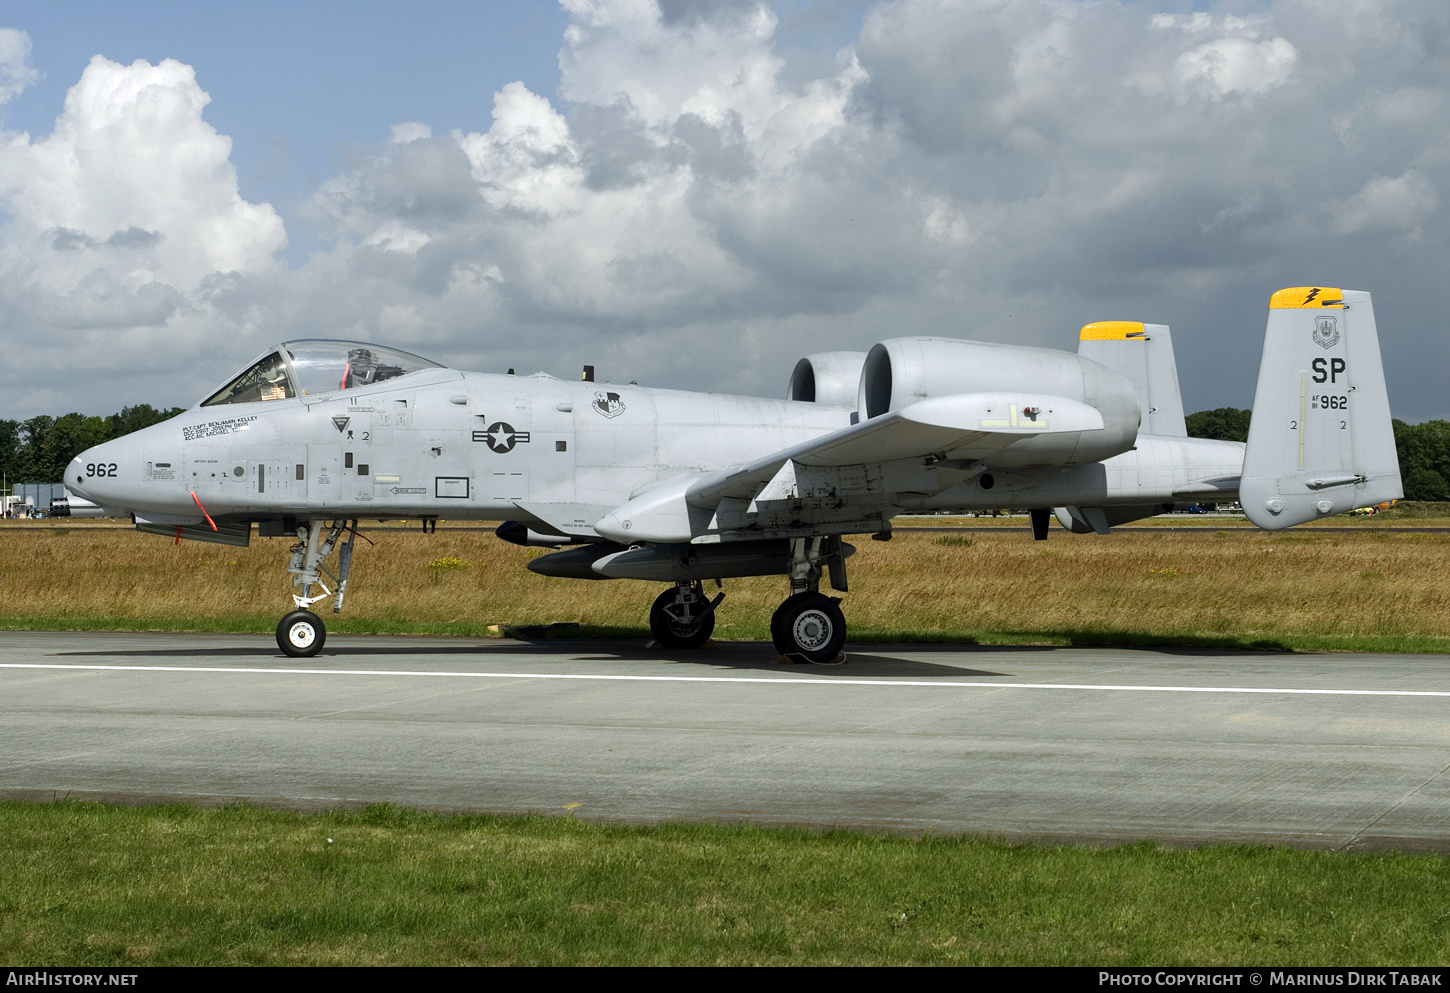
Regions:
[[649, 587, 716, 649], [277, 610, 326, 658], [771, 592, 846, 664]]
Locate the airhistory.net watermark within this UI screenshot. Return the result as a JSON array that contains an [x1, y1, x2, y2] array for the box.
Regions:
[[5, 973, 138, 986]]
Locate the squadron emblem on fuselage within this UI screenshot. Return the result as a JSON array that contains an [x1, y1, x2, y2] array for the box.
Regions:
[[593, 391, 626, 418]]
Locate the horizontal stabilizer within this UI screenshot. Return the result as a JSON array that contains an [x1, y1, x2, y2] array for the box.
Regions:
[[1172, 475, 1241, 499], [1053, 504, 1174, 533]]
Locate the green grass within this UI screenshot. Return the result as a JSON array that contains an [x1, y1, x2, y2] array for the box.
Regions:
[[7, 522, 1450, 653], [5, 801, 1450, 966]]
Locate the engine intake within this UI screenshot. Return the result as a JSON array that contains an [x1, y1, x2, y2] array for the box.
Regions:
[[787, 351, 868, 406]]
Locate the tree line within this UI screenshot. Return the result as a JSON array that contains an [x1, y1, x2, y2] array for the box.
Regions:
[[2, 403, 1448, 501], [0, 406, 185, 486], [1186, 407, 1450, 501]]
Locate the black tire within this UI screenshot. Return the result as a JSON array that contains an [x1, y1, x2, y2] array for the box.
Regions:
[[771, 592, 846, 664], [648, 588, 715, 649], [277, 610, 326, 658], [769, 599, 789, 652]]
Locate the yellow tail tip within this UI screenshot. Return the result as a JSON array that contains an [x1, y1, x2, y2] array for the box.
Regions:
[[1079, 321, 1146, 341], [1270, 287, 1344, 309]]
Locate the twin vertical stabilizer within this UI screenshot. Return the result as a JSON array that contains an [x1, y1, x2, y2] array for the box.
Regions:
[[1241, 288, 1402, 529], [1077, 322, 1187, 437]]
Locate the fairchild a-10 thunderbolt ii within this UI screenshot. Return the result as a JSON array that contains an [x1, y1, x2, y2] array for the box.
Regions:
[[66, 287, 1401, 661]]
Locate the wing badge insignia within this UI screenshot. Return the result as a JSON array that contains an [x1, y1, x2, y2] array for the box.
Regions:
[[592, 391, 626, 418], [1313, 316, 1340, 349]]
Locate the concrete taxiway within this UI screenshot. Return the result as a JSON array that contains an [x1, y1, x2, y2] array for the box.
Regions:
[[2, 630, 1449, 850]]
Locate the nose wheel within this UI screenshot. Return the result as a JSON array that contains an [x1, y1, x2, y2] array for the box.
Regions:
[[277, 610, 326, 657], [273, 520, 363, 659]]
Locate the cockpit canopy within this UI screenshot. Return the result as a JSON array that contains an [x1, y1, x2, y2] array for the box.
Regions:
[[201, 340, 444, 407]]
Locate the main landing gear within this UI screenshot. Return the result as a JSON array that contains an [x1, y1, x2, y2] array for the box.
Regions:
[[644, 535, 851, 664], [274, 520, 360, 658], [769, 536, 848, 664]]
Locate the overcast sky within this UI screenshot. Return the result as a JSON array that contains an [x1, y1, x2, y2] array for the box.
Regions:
[[0, 0, 1445, 422]]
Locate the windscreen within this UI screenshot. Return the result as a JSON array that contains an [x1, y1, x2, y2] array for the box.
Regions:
[[284, 340, 444, 397], [200, 352, 295, 406]]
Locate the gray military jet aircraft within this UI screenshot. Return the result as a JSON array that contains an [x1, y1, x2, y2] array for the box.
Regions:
[[66, 286, 1401, 661]]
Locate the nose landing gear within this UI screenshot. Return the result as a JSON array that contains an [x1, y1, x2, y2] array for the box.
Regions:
[[274, 520, 359, 658]]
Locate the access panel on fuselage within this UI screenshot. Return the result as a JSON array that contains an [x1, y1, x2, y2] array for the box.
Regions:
[[329, 397, 398, 509], [572, 384, 656, 508], [474, 393, 533, 506]]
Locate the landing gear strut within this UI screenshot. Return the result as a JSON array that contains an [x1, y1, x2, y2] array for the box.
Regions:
[[648, 581, 722, 649], [274, 520, 359, 658], [770, 536, 849, 664]]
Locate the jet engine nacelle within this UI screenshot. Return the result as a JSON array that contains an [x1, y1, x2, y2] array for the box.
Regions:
[[787, 351, 868, 407], [856, 337, 1141, 467]]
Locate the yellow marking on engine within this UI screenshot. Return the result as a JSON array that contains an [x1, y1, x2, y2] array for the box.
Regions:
[[1079, 321, 1146, 341], [1271, 287, 1344, 309]]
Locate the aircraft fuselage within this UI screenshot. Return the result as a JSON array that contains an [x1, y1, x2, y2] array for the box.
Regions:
[[68, 367, 1242, 531]]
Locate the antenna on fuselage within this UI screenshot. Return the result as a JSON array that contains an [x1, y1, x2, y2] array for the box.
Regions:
[[582, 365, 595, 382]]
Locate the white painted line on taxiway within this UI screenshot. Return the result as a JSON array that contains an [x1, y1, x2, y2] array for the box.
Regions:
[[3, 662, 1449, 698]]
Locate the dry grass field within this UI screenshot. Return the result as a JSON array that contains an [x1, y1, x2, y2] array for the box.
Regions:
[[3, 513, 1448, 652]]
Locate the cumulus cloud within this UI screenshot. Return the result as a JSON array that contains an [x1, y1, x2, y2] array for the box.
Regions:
[[0, 27, 39, 106], [1329, 171, 1440, 237], [2, 1, 1450, 421], [0, 53, 286, 412], [1173, 35, 1298, 100], [1153, 11, 1298, 101], [0, 55, 286, 289]]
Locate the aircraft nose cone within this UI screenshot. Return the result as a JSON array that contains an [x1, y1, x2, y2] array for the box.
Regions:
[[65, 457, 90, 495], [67, 440, 129, 506]]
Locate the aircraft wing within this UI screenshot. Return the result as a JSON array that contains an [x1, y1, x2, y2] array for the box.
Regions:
[[686, 392, 1104, 508], [593, 392, 1104, 543]]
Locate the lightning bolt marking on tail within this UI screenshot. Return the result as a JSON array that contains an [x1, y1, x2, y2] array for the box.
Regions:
[[1304, 287, 1321, 305]]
